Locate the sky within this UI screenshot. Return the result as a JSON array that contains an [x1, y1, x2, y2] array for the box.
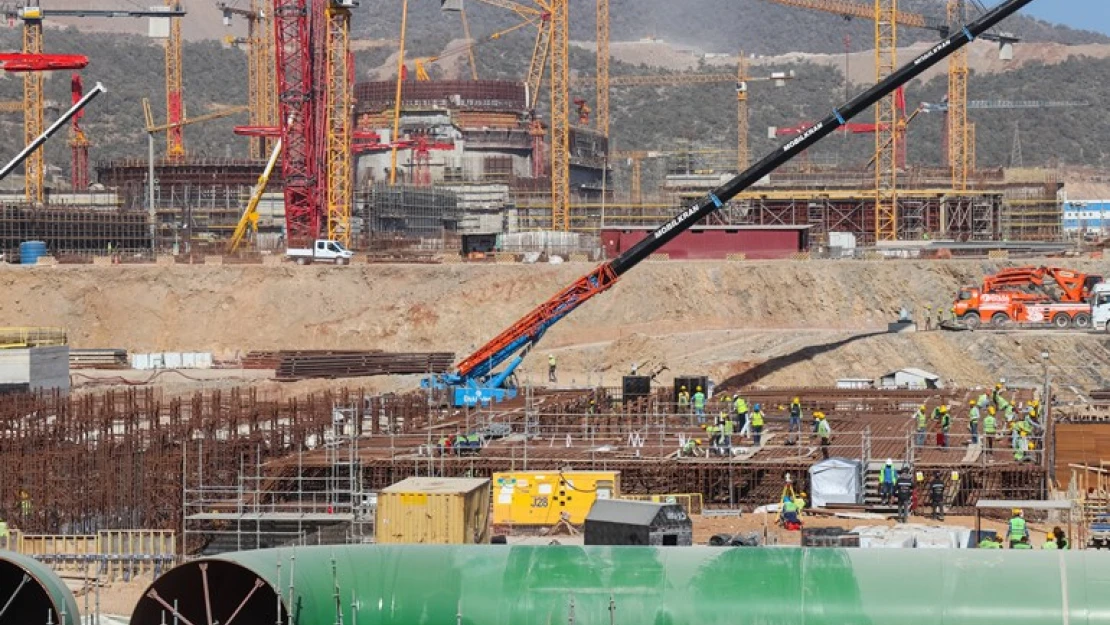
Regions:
[[1022, 1, 1110, 36]]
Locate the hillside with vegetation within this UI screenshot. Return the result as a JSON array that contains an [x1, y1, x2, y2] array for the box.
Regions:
[[0, 3, 1105, 188]]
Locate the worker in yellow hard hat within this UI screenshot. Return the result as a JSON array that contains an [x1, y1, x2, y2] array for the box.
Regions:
[[677, 385, 690, 413], [789, 396, 803, 433], [968, 398, 981, 446], [682, 437, 702, 457], [692, 386, 706, 423], [913, 403, 928, 446], [931, 404, 951, 448], [1008, 509, 1027, 548], [815, 411, 831, 459]]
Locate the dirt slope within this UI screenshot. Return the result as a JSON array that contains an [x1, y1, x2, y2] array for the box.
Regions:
[[3, 259, 1109, 390]]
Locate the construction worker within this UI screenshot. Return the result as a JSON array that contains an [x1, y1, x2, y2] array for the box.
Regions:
[[721, 411, 735, 451], [932, 404, 950, 448], [750, 403, 765, 446], [796, 491, 807, 516], [925, 304, 933, 331], [734, 395, 749, 436], [781, 496, 801, 528], [935, 306, 943, 329], [789, 397, 802, 432], [1014, 422, 1029, 462], [983, 406, 998, 453], [879, 458, 897, 505], [0, 517, 8, 550], [978, 534, 1002, 549], [1042, 533, 1059, 550], [895, 467, 914, 523], [682, 438, 702, 458], [816, 412, 831, 459], [1013, 536, 1033, 550], [586, 399, 596, 416], [977, 391, 990, 409], [1053, 527, 1070, 550], [991, 382, 1005, 409], [705, 422, 720, 454], [677, 386, 690, 413], [548, 354, 557, 383], [1008, 509, 1028, 548], [928, 471, 945, 520], [692, 386, 706, 422], [19, 490, 31, 519], [968, 399, 980, 446], [913, 404, 928, 447]]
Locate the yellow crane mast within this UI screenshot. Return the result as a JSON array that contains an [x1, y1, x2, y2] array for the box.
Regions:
[[874, 0, 897, 241], [325, 0, 354, 245], [947, 0, 970, 190], [22, 8, 43, 203], [164, 0, 186, 161], [595, 0, 609, 136], [218, 0, 279, 159]]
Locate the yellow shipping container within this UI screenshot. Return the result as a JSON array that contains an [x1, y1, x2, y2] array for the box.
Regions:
[[492, 471, 620, 526], [376, 477, 491, 544]]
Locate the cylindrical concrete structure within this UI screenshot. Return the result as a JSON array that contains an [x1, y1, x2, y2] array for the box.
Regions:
[[133, 545, 1110, 625], [0, 550, 80, 625]]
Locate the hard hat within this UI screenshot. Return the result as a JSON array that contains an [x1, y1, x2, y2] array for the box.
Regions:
[[969, 399, 976, 406], [886, 458, 893, 465], [696, 386, 702, 391], [800, 492, 807, 497], [920, 404, 927, 410], [814, 411, 825, 419], [1031, 399, 1039, 407], [988, 406, 996, 414], [1012, 508, 1022, 515], [996, 383, 1003, 389], [681, 386, 687, 390], [694, 439, 702, 445], [589, 399, 595, 404], [792, 396, 800, 403], [754, 403, 762, 411], [940, 405, 949, 413]]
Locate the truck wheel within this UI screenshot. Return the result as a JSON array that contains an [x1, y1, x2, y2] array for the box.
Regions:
[[1074, 313, 1092, 329], [990, 313, 1010, 328], [296, 257, 308, 266], [338, 258, 349, 266], [960, 313, 981, 330], [1052, 314, 1072, 329]]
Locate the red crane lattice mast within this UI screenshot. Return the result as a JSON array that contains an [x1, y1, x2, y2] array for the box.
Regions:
[[69, 73, 90, 189], [272, 0, 322, 246]]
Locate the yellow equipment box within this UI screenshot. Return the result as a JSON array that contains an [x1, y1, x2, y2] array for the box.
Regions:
[[492, 471, 620, 526]]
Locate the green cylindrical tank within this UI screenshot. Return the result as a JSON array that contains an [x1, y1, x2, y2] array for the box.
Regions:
[[132, 545, 1110, 625], [0, 550, 80, 625]]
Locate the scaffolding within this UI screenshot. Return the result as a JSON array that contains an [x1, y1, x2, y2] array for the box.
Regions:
[[358, 184, 459, 249], [0, 205, 150, 255], [182, 404, 371, 555]]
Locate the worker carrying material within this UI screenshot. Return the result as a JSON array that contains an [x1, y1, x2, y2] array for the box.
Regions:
[[681, 438, 702, 458]]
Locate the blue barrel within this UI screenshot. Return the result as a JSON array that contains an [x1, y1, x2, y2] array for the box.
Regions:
[[19, 240, 47, 265]]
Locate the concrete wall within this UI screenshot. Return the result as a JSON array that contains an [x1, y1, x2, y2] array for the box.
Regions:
[[0, 347, 70, 392]]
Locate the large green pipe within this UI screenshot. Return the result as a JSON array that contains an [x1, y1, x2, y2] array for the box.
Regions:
[[133, 545, 1110, 625], [0, 550, 80, 625]]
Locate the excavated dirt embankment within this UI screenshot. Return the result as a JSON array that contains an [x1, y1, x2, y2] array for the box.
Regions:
[[3, 259, 1109, 389]]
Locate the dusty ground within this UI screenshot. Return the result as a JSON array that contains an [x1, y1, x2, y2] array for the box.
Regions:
[[5, 258, 1110, 393]]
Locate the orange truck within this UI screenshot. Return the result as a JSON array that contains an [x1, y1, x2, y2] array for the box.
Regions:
[[953, 267, 1103, 329]]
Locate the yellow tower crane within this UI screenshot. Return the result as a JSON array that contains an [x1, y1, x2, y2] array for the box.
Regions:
[[325, 0, 354, 246], [218, 1, 278, 160], [595, 0, 610, 136]]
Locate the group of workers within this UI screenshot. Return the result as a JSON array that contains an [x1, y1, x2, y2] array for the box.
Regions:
[[877, 460, 953, 523], [678, 394, 832, 458], [977, 509, 1070, 550], [911, 382, 1043, 460]]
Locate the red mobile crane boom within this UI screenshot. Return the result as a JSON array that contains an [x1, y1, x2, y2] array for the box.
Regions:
[[425, 0, 1038, 406]]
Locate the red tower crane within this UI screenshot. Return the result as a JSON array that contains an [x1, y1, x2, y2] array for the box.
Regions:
[[272, 0, 323, 247]]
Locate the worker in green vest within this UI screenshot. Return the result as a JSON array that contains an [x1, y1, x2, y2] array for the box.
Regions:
[[978, 534, 1002, 549], [968, 399, 980, 445], [721, 412, 734, 450], [692, 386, 706, 423], [1042, 533, 1059, 550], [677, 386, 690, 413], [705, 422, 720, 454], [750, 403, 765, 446], [1014, 423, 1029, 462], [1008, 509, 1028, 547], [816, 412, 831, 459], [18, 491, 30, 518], [548, 354, 557, 383], [1012, 536, 1033, 550], [913, 404, 928, 446], [796, 491, 807, 516], [983, 407, 998, 453], [682, 438, 702, 457]]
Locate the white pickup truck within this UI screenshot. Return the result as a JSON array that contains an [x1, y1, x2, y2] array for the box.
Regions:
[[287, 239, 355, 265], [1094, 283, 1110, 332]]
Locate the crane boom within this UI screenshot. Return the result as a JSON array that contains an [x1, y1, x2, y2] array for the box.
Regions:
[[429, 0, 1038, 406]]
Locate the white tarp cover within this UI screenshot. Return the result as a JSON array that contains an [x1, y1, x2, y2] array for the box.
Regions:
[[808, 458, 862, 508]]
